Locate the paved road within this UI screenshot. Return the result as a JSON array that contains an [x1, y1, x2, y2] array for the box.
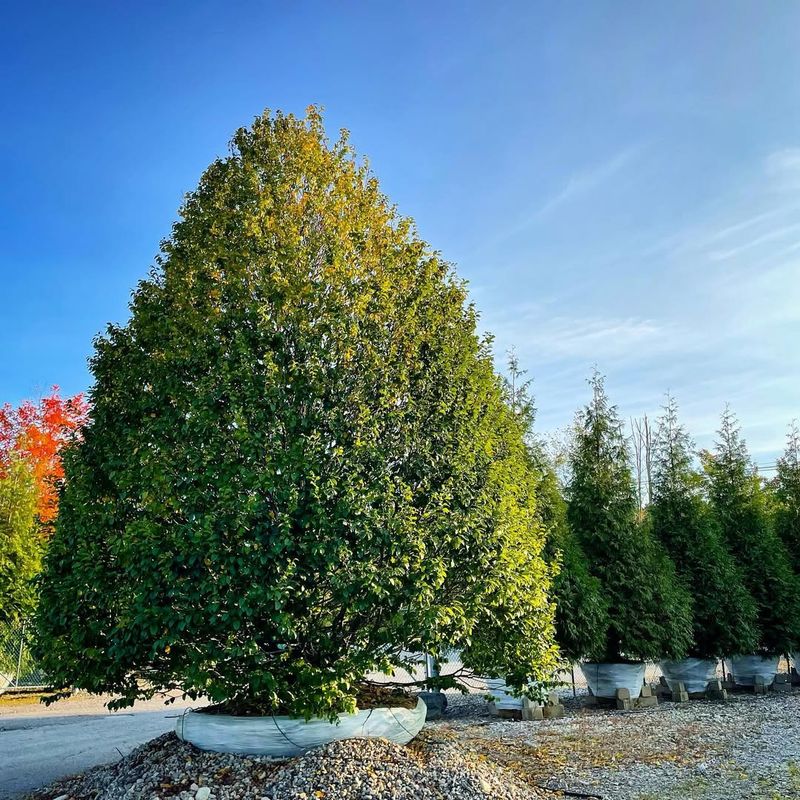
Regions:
[[0, 693, 203, 798]]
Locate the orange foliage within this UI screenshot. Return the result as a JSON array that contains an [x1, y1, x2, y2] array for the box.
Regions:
[[0, 388, 89, 523]]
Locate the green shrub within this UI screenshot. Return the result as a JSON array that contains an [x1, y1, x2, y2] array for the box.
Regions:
[[566, 374, 692, 662], [702, 408, 800, 655], [648, 396, 757, 659], [34, 109, 557, 717], [0, 456, 40, 625]]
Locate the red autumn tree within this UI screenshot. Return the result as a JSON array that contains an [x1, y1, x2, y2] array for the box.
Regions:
[[0, 388, 89, 524]]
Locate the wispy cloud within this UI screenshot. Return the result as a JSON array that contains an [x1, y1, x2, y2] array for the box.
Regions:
[[708, 221, 800, 261], [536, 147, 641, 217], [765, 147, 800, 180], [484, 303, 681, 366]]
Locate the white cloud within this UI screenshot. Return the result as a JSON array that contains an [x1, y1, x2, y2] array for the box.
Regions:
[[484, 303, 681, 366], [708, 221, 800, 261], [765, 147, 800, 179], [536, 147, 640, 217]]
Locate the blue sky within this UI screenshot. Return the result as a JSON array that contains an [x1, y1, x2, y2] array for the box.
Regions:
[[2, 1, 798, 465]]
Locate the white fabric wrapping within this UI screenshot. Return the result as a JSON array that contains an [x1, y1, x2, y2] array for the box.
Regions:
[[580, 662, 645, 699], [175, 697, 427, 756], [484, 678, 523, 710], [793, 653, 800, 673], [659, 658, 718, 694], [730, 655, 779, 686]]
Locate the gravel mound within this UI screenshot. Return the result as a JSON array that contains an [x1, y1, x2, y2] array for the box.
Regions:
[[30, 731, 547, 800]]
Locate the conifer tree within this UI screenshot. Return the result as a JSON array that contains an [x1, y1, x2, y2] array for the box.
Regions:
[[649, 396, 757, 659], [539, 467, 609, 662], [703, 408, 800, 655], [567, 374, 692, 662], [774, 422, 800, 574]]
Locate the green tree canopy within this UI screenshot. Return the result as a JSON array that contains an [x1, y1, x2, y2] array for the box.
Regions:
[[702, 408, 800, 655], [649, 395, 757, 659], [0, 456, 40, 625], [774, 422, 800, 574], [34, 109, 557, 718], [567, 374, 692, 662]]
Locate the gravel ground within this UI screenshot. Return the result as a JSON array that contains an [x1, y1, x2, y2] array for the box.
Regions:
[[27, 689, 800, 800]]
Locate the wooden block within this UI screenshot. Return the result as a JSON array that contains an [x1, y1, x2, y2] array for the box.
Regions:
[[522, 697, 543, 721], [542, 704, 564, 719], [754, 675, 770, 695]]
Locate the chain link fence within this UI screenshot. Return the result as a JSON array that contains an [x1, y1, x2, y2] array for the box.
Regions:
[[0, 618, 49, 692]]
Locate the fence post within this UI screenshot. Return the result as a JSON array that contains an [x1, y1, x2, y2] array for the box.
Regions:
[[14, 620, 26, 687]]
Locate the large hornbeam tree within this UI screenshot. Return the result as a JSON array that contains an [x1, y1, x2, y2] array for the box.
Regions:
[[649, 395, 757, 659], [703, 408, 800, 656], [34, 109, 557, 718]]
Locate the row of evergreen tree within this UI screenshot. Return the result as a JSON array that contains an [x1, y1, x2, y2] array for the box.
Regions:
[[511, 364, 800, 665]]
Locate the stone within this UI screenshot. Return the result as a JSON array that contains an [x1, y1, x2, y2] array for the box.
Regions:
[[640, 684, 653, 698], [196, 788, 211, 800], [546, 690, 560, 705], [616, 687, 631, 701], [616, 697, 633, 711], [419, 691, 447, 720], [754, 675, 770, 695]]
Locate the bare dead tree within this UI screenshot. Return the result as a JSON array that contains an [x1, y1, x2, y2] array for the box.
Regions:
[[630, 414, 652, 508]]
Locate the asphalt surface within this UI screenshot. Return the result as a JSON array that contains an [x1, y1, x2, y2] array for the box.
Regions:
[[0, 693, 203, 798]]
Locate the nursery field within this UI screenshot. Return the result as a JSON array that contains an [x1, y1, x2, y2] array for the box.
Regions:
[[23, 689, 800, 800]]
